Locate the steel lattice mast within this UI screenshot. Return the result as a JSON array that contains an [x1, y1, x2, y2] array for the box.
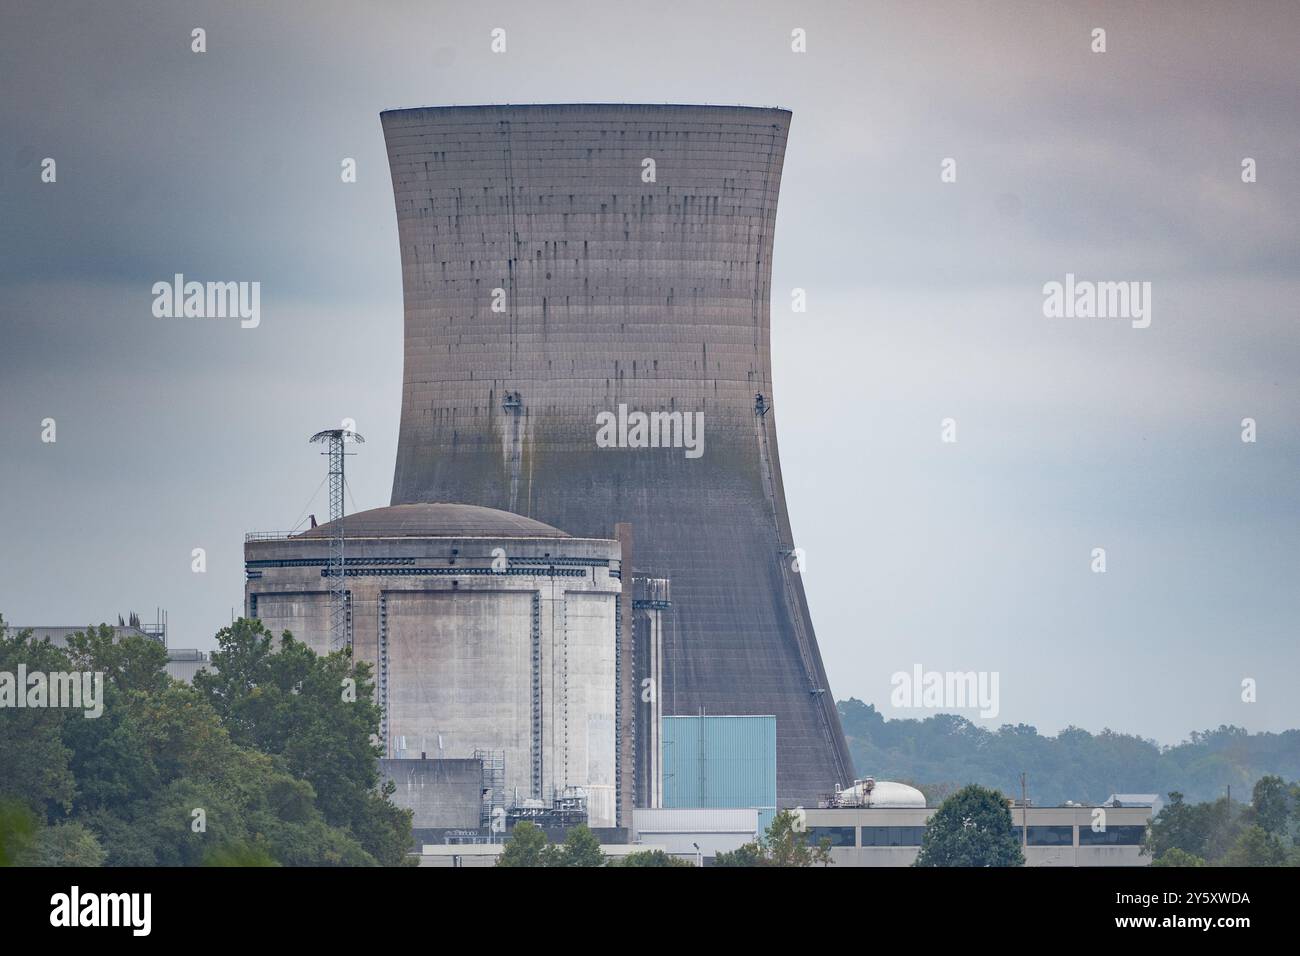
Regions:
[[309, 428, 364, 654]]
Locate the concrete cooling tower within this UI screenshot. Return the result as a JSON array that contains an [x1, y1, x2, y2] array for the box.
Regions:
[[381, 104, 853, 805]]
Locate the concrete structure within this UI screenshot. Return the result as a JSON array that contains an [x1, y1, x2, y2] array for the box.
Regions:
[[798, 805, 1153, 867], [631, 807, 759, 859], [164, 648, 211, 683], [381, 104, 852, 806], [245, 502, 622, 827], [379, 757, 483, 830]]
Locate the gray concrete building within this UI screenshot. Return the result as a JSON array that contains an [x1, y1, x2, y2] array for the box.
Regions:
[[244, 502, 623, 827], [379, 757, 483, 830], [381, 104, 852, 806]]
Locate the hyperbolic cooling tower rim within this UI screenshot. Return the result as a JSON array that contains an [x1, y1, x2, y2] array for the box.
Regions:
[[380, 102, 792, 117]]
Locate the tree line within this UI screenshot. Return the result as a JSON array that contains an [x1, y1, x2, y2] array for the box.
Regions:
[[838, 698, 1300, 806], [0, 615, 412, 866]]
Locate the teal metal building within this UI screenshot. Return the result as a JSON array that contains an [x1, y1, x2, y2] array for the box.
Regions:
[[662, 715, 777, 827]]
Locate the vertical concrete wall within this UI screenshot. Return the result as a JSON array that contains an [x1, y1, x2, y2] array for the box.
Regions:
[[379, 757, 483, 830], [382, 104, 853, 804], [245, 521, 621, 827]]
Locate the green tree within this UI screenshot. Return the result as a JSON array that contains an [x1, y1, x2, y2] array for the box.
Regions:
[[64, 623, 169, 694], [546, 824, 604, 867], [614, 849, 694, 867], [1149, 847, 1207, 867], [203, 841, 280, 867], [0, 622, 77, 815], [766, 810, 832, 867], [708, 811, 831, 867], [0, 799, 39, 867], [712, 842, 766, 867], [1250, 775, 1291, 834], [496, 821, 549, 867], [20, 821, 106, 867], [1144, 791, 1241, 863], [194, 618, 412, 865], [914, 784, 1024, 867], [1220, 825, 1287, 867]]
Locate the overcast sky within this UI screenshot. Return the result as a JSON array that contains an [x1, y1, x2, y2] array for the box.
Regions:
[[2, 0, 1296, 745]]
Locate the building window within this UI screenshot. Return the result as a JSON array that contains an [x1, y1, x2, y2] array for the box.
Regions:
[[1078, 825, 1146, 846], [860, 826, 925, 847], [806, 826, 855, 848], [1026, 826, 1073, 846]]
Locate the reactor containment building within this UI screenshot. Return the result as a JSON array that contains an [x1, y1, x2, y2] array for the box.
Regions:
[[381, 104, 852, 805]]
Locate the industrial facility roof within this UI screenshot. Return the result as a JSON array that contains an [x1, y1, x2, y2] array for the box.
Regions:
[[296, 503, 571, 539]]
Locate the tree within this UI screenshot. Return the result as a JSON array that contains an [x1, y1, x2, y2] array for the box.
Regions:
[[708, 811, 831, 867], [0, 622, 77, 815], [1250, 775, 1291, 834], [546, 824, 604, 867], [496, 821, 549, 867], [1144, 791, 1241, 864], [21, 822, 107, 867], [614, 849, 694, 867], [713, 842, 767, 867], [1149, 847, 1207, 867], [1220, 826, 1287, 867], [914, 784, 1024, 867], [0, 799, 39, 867], [766, 810, 832, 867], [64, 623, 169, 694], [194, 618, 412, 865]]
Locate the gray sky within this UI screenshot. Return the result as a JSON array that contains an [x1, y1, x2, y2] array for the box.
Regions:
[[2, 0, 1297, 745]]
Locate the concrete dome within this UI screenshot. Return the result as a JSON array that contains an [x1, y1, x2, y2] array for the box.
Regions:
[[836, 779, 927, 808], [296, 503, 570, 539]]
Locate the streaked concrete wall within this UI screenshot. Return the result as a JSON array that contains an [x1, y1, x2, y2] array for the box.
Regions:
[[245, 530, 621, 826], [379, 757, 482, 830], [382, 104, 853, 806]]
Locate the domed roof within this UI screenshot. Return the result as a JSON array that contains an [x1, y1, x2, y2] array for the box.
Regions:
[[296, 503, 570, 539], [836, 779, 927, 808]]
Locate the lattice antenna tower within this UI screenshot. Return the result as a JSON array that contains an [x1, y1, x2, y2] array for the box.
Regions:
[[309, 427, 365, 655]]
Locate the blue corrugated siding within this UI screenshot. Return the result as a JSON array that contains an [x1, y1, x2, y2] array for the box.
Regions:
[[662, 716, 777, 811]]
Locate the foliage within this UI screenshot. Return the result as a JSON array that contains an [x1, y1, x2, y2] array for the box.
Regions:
[[1149, 847, 1206, 868], [1143, 781, 1300, 866], [914, 784, 1024, 867], [0, 612, 412, 867], [496, 821, 549, 867], [838, 698, 1300, 806], [496, 823, 606, 867], [20, 821, 106, 867], [545, 824, 605, 867], [712, 842, 767, 867], [614, 849, 695, 867], [1219, 826, 1288, 867], [0, 799, 39, 867], [709, 810, 832, 867]]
